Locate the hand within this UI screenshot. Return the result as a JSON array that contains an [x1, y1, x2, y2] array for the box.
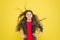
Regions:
[[18, 31, 27, 38], [32, 31, 42, 37], [20, 34, 27, 38], [32, 33, 38, 37]]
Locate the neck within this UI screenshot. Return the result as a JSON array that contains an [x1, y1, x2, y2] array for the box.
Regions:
[[27, 19, 32, 22]]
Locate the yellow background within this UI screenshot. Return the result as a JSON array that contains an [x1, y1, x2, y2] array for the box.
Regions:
[[0, 0, 60, 40]]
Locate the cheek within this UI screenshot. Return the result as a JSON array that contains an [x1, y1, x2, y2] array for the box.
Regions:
[[31, 15, 33, 18]]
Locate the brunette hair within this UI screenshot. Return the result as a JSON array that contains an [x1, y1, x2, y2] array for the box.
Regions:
[[16, 10, 43, 32]]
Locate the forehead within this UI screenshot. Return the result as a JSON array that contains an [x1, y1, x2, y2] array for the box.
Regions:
[[26, 12, 32, 14]]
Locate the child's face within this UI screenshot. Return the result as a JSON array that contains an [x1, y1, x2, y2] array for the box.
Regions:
[[26, 12, 33, 20]]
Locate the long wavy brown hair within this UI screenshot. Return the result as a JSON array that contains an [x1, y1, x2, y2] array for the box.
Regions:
[[16, 10, 43, 32]]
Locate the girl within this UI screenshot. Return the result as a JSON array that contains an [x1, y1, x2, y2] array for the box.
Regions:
[[16, 10, 43, 40]]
